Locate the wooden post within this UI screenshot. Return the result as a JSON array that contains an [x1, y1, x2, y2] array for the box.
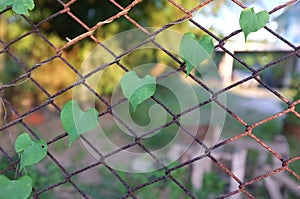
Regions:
[[218, 50, 234, 87], [264, 177, 283, 199], [229, 148, 247, 199]]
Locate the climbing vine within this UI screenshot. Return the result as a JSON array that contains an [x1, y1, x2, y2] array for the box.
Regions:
[[0, 3, 270, 198]]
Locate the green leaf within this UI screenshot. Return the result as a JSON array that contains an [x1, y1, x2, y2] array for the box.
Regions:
[[15, 133, 48, 171], [179, 33, 214, 76], [0, 0, 13, 11], [239, 7, 270, 41], [60, 100, 99, 147], [0, 0, 35, 15], [120, 71, 157, 111], [0, 175, 32, 199], [12, 0, 35, 15]]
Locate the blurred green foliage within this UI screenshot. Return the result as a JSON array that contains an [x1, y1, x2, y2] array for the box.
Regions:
[[0, 0, 201, 108], [83, 164, 225, 198], [79, 162, 225, 198], [195, 172, 226, 198]]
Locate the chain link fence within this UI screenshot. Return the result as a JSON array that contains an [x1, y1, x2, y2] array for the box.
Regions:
[[0, 0, 300, 198]]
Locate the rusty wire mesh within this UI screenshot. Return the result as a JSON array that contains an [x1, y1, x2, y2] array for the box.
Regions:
[[0, 0, 300, 198]]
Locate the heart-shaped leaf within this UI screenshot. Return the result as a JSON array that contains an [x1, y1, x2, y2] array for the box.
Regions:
[[15, 133, 48, 171], [239, 7, 270, 41], [120, 71, 157, 111], [179, 33, 214, 76], [12, 0, 35, 16], [0, 0, 13, 11], [60, 100, 99, 147], [0, 0, 35, 15], [0, 175, 32, 199]]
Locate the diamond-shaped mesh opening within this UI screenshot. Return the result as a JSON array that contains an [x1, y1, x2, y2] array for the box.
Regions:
[[128, 1, 186, 28], [9, 34, 56, 68], [31, 58, 77, 95], [75, 166, 129, 198], [0, 12, 34, 43]]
